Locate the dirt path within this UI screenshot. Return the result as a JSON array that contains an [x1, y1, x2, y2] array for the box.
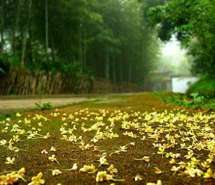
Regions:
[[0, 97, 94, 113], [0, 93, 176, 113]]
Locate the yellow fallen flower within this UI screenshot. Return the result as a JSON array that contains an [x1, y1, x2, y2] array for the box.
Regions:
[[5, 157, 15, 165], [48, 155, 59, 163], [52, 169, 62, 176], [146, 180, 162, 185], [107, 165, 118, 175], [204, 168, 215, 179], [134, 174, 143, 181], [80, 164, 97, 174], [28, 172, 45, 185], [0, 168, 25, 185], [0, 139, 7, 146], [41, 149, 48, 154], [154, 167, 162, 174], [16, 113, 22, 117], [99, 155, 109, 166], [50, 146, 56, 152], [71, 163, 78, 171], [134, 156, 150, 162], [96, 171, 124, 183], [96, 171, 113, 182]]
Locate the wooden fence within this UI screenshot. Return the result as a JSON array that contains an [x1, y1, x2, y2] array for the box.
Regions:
[[0, 70, 141, 95]]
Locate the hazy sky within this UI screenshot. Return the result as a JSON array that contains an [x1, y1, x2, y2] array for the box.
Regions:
[[161, 36, 187, 66], [160, 35, 191, 75]]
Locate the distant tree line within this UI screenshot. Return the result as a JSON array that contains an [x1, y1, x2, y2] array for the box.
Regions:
[[0, 0, 160, 86]]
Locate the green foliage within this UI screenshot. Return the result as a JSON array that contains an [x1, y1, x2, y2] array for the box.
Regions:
[[148, 0, 215, 77], [187, 77, 215, 98], [0, 114, 12, 121], [35, 102, 53, 111], [28, 41, 53, 71], [0, 53, 10, 74], [159, 92, 215, 110], [190, 93, 206, 104], [0, 114, 6, 121]]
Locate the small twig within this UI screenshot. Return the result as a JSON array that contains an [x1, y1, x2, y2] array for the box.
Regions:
[[200, 177, 205, 185], [112, 178, 125, 182]]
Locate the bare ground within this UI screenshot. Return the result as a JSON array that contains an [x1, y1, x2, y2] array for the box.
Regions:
[[0, 93, 214, 185]]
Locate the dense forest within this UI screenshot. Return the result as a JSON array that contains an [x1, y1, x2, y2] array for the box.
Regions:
[[0, 0, 163, 95]]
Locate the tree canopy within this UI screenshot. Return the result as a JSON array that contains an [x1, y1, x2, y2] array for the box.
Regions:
[[148, 0, 215, 77]]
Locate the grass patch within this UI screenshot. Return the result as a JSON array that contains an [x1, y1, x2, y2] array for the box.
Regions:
[[0, 114, 6, 121], [157, 92, 215, 110], [35, 102, 53, 111], [187, 76, 215, 98]]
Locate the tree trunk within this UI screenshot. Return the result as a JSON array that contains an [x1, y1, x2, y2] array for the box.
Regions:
[[105, 50, 110, 80], [21, 0, 32, 67], [15, 0, 22, 35], [128, 62, 132, 82], [79, 25, 83, 73], [119, 61, 123, 82], [28, 11, 33, 65], [45, 0, 49, 52], [0, 0, 4, 51], [112, 59, 116, 83], [50, 37, 56, 63], [11, 29, 16, 54], [12, 0, 22, 55], [83, 31, 87, 72]]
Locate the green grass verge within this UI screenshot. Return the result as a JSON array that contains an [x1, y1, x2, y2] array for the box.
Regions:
[[157, 92, 215, 110], [187, 76, 215, 98]]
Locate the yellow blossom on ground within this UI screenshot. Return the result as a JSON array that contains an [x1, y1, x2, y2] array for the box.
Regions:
[[28, 172, 45, 185], [52, 169, 62, 176], [80, 164, 97, 174], [96, 171, 113, 182], [5, 157, 15, 165], [107, 165, 118, 175], [134, 174, 143, 181], [16, 112, 22, 117], [71, 163, 78, 171], [204, 168, 214, 179], [146, 180, 162, 185], [0, 168, 26, 185]]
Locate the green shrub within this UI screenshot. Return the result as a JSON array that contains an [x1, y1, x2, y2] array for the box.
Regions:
[[35, 102, 53, 111], [158, 92, 215, 109], [0, 115, 5, 121], [187, 76, 215, 98]]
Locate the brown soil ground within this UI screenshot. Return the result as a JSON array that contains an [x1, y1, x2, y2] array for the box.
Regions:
[[0, 93, 214, 185]]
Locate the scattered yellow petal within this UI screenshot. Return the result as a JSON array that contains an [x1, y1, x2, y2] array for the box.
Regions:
[[107, 164, 118, 175], [154, 167, 162, 174], [71, 163, 78, 171], [204, 168, 214, 179], [96, 171, 113, 182], [5, 157, 15, 165], [52, 169, 62, 176], [16, 112, 22, 117], [146, 180, 162, 185], [50, 146, 57, 152], [80, 164, 97, 174], [134, 174, 143, 181], [28, 172, 45, 185]]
